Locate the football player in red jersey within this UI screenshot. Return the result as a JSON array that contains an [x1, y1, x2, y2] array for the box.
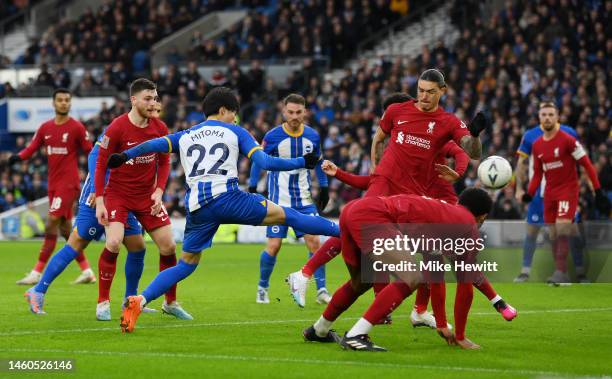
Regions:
[[94, 79, 191, 320], [9, 88, 95, 285], [302, 188, 493, 351], [524, 102, 609, 284], [369, 69, 486, 196]]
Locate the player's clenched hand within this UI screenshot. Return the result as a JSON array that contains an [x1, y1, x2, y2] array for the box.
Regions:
[[86, 193, 96, 208], [435, 163, 460, 182], [95, 197, 108, 226], [150, 188, 163, 216], [107, 153, 128, 168], [467, 111, 489, 137], [321, 160, 338, 176], [303, 152, 320, 169], [437, 327, 456, 346]]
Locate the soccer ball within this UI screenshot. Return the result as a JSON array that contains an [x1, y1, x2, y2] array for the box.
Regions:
[[477, 156, 512, 189]]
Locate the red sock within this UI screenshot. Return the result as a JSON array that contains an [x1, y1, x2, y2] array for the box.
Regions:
[[454, 283, 473, 341], [364, 282, 413, 324], [75, 251, 91, 271], [98, 248, 118, 303], [302, 237, 341, 277], [430, 282, 447, 328], [473, 277, 496, 301], [554, 236, 569, 272], [322, 280, 362, 322], [413, 284, 430, 314], [373, 282, 388, 296], [33, 233, 58, 272], [160, 254, 178, 304]]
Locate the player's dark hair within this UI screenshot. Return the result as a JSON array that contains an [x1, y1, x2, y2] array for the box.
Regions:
[[382, 92, 413, 111], [458, 188, 493, 217], [419, 69, 446, 88], [52, 88, 71, 100], [202, 87, 240, 116], [283, 93, 306, 106], [129, 78, 157, 96]]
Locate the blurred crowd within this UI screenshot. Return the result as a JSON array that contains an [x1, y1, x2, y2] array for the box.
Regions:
[[1, 0, 610, 221]]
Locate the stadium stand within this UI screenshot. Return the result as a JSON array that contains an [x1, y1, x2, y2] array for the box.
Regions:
[[1, 0, 609, 221]]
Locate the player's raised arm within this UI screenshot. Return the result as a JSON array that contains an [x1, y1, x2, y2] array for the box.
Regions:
[[459, 112, 487, 159], [249, 149, 319, 171], [107, 134, 176, 168]]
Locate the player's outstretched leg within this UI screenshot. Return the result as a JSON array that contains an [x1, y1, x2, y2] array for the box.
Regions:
[[473, 275, 517, 321], [121, 255, 198, 333], [287, 236, 342, 307]]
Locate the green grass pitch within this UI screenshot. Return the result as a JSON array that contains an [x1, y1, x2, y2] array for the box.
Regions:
[[1, 241, 611, 378]]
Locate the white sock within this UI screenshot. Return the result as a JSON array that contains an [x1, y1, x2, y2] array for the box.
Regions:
[[82, 268, 93, 275], [489, 295, 502, 305], [313, 316, 333, 337], [346, 317, 373, 338], [520, 267, 531, 275], [140, 295, 148, 309]]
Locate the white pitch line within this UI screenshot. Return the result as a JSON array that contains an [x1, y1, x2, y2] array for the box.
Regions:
[[2, 307, 612, 337], [0, 347, 583, 378]]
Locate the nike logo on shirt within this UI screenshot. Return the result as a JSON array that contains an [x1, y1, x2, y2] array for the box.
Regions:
[[127, 142, 137, 146], [45, 135, 52, 139], [398, 120, 408, 125]]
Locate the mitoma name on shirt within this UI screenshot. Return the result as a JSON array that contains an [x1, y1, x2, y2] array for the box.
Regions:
[[46, 146, 68, 155], [543, 161, 563, 171], [125, 154, 156, 165], [395, 131, 430, 149], [190, 128, 225, 142]]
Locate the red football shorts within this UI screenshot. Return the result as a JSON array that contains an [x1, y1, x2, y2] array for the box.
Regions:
[[340, 198, 399, 268], [48, 187, 80, 219], [543, 196, 578, 223], [104, 191, 171, 232]]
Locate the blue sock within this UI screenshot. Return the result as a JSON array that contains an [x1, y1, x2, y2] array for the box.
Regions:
[[569, 235, 584, 269], [258, 251, 276, 288], [282, 207, 339, 237], [522, 234, 537, 269], [309, 252, 326, 290], [141, 259, 198, 303], [34, 244, 79, 293], [124, 249, 146, 298]]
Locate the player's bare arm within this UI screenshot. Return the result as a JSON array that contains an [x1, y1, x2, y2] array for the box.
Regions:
[[460, 111, 489, 159], [514, 154, 528, 200], [370, 126, 388, 172]]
